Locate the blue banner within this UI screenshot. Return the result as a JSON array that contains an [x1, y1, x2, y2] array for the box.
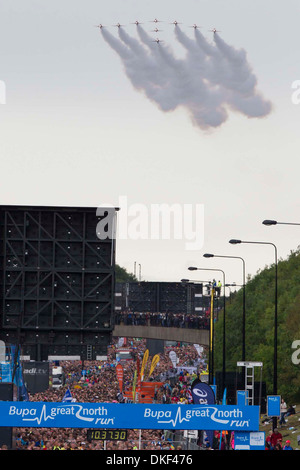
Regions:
[[191, 380, 215, 405], [191, 380, 215, 447], [0, 362, 12, 382], [210, 385, 217, 399], [62, 388, 75, 403], [237, 390, 248, 406], [234, 431, 265, 450], [0, 402, 260, 430], [267, 395, 281, 417]]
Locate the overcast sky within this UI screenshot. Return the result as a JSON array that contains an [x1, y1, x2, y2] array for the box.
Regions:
[[1, 0, 300, 287]]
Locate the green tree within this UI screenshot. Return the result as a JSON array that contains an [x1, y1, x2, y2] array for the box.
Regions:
[[115, 264, 138, 283]]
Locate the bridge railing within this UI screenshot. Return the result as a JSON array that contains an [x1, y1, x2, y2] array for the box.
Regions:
[[114, 312, 209, 330]]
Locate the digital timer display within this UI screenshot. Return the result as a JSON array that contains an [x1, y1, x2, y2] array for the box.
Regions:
[[87, 429, 128, 441]]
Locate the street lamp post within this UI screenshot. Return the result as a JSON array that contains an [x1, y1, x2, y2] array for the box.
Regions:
[[263, 220, 300, 226], [229, 238, 278, 428], [189, 266, 226, 395], [225, 283, 243, 287], [203, 253, 246, 362]]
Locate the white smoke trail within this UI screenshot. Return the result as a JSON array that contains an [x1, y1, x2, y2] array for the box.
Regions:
[[99, 25, 272, 130]]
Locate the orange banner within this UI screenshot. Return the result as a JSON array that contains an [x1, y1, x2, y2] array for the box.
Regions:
[[123, 382, 163, 404]]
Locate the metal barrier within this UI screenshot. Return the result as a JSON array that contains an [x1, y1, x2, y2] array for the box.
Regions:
[[138, 430, 203, 451], [116, 430, 203, 451], [136, 440, 203, 451]]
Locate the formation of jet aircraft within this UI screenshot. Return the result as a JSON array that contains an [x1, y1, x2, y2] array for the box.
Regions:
[[94, 20, 221, 42]]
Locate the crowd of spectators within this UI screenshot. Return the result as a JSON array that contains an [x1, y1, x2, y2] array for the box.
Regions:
[[12, 339, 209, 450], [115, 311, 209, 329]]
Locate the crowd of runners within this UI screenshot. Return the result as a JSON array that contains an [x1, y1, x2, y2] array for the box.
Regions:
[[12, 339, 208, 450], [2, 337, 295, 451]]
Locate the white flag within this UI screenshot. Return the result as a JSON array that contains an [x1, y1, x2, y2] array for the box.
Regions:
[[169, 350, 177, 368]]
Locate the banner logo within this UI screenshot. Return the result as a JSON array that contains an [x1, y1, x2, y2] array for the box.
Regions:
[[191, 380, 215, 405]]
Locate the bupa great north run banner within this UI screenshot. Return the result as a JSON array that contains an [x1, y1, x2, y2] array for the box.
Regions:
[[0, 402, 259, 431]]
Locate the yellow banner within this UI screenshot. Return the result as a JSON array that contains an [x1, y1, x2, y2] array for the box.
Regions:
[[210, 288, 214, 353], [149, 354, 160, 377], [140, 349, 149, 379], [132, 370, 137, 401]]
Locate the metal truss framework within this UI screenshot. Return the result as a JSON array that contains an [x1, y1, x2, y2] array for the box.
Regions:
[[0, 206, 116, 359], [114, 281, 209, 314]]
